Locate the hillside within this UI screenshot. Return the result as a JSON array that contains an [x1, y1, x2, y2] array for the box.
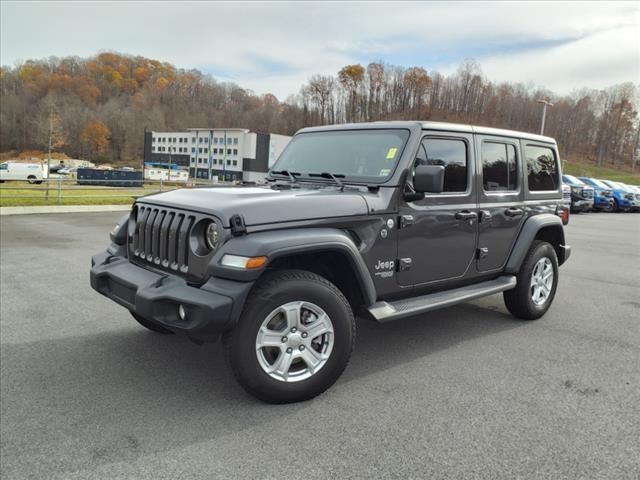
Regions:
[[0, 53, 637, 172]]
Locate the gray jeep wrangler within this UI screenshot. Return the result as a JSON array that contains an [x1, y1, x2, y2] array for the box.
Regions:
[[91, 121, 570, 403]]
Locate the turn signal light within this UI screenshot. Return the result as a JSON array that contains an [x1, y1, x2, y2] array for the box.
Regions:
[[221, 254, 268, 269]]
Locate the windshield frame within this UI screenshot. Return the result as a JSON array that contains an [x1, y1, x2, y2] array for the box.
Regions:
[[269, 127, 413, 185]]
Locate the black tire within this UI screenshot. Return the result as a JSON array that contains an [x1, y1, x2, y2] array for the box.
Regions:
[[131, 312, 174, 334], [224, 269, 355, 404], [27, 175, 37, 184], [35, 180, 43, 185], [503, 241, 559, 320]]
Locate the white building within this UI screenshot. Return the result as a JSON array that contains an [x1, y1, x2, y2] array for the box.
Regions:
[[144, 128, 291, 183]]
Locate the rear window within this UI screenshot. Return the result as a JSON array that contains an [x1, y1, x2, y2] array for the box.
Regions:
[[482, 142, 517, 192], [525, 145, 559, 191]]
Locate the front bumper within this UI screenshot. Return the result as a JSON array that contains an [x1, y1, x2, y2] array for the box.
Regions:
[[571, 199, 593, 211], [90, 251, 253, 342], [593, 196, 613, 210]]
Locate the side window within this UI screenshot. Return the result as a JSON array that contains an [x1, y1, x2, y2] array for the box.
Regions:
[[0, 163, 8, 170], [525, 145, 558, 191], [419, 138, 468, 192], [482, 142, 517, 191]]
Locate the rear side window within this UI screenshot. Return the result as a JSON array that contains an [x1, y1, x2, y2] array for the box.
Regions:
[[525, 145, 558, 191], [482, 142, 517, 191], [420, 138, 468, 192]]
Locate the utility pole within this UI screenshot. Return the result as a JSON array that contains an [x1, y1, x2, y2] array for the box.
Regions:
[[45, 111, 53, 200], [537, 99, 553, 135]]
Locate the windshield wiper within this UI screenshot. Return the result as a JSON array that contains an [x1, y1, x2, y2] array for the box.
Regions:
[[270, 170, 300, 183], [308, 172, 345, 190]]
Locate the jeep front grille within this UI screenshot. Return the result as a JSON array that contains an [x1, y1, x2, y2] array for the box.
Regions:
[[583, 189, 594, 199], [130, 205, 195, 273]]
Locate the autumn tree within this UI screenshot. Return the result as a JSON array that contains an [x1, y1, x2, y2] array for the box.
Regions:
[[81, 120, 110, 159]]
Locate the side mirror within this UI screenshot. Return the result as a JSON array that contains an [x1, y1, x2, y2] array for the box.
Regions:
[[414, 165, 444, 194]]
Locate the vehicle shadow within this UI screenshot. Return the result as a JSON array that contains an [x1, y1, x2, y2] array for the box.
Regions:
[[0, 300, 521, 477]]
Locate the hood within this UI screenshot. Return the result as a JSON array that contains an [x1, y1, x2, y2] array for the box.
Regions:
[[137, 186, 370, 227]]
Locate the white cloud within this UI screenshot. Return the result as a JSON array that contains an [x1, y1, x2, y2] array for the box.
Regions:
[[1, 1, 638, 99]]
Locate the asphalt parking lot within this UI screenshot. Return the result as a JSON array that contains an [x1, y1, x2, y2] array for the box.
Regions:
[[1, 212, 639, 479]]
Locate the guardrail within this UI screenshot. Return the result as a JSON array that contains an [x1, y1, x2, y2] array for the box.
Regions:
[[0, 177, 233, 206]]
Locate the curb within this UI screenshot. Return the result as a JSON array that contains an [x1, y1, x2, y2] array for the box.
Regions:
[[0, 205, 132, 216]]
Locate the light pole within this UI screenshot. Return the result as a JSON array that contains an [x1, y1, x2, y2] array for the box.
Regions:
[[537, 99, 553, 135]]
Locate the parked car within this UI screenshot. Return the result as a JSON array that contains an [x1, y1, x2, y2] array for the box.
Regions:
[[91, 121, 571, 404], [561, 175, 594, 212], [599, 180, 636, 212], [0, 162, 44, 184], [578, 177, 618, 212], [611, 182, 640, 212]]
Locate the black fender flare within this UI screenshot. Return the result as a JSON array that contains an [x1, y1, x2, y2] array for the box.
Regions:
[[208, 228, 377, 306], [505, 214, 568, 273]]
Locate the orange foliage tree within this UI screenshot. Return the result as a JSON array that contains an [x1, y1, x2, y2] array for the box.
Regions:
[[80, 120, 110, 158]]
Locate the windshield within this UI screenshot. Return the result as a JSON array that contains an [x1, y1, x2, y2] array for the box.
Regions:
[[600, 180, 619, 189], [272, 129, 410, 183], [563, 174, 584, 185], [585, 178, 608, 189]]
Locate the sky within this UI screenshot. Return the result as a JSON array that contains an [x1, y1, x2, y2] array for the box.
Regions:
[[1, 1, 639, 100]]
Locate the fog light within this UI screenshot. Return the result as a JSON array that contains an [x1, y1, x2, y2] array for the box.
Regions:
[[178, 304, 187, 321]]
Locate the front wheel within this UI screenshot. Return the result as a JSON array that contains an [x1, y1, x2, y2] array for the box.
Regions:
[[504, 241, 559, 320], [27, 175, 37, 184], [224, 270, 355, 404]]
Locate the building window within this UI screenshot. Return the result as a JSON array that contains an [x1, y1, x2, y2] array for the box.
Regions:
[[416, 138, 468, 192], [204, 137, 208, 143], [219, 137, 224, 144], [192, 147, 195, 153], [526, 145, 559, 191], [152, 137, 156, 143], [233, 138, 238, 145], [198, 148, 202, 153], [213, 138, 218, 144], [232, 149, 238, 156], [192, 137, 196, 143], [199, 137, 203, 143], [227, 149, 231, 155], [227, 160, 231, 166], [233, 160, 237, 166]]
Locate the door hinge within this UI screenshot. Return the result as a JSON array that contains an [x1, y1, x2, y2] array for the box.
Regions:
[[398, 258, 412, 271], [476, 247, 489, 259], [399, 214, 414, 229]]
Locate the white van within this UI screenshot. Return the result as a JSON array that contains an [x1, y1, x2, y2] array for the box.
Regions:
[[0, 162, 45, 184]]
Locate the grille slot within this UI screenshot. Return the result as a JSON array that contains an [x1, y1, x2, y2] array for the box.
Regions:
[[131, 206, 197, 274]]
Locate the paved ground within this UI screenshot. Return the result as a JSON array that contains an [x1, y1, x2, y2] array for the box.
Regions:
[[1, 212, 638, 479]]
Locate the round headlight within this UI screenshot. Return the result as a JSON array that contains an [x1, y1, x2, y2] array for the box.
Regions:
[[205, 222, 219, 250]]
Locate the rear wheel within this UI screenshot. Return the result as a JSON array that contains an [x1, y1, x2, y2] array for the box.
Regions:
[[27, 175, 37, 184], [504, 241, 559, 320], [225, 269, 355, 404], [130, 312, 174, 334]]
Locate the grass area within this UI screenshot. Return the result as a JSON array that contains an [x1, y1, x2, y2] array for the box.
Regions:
[[0, 183, 170, 207], [563, 163, 640, 184]]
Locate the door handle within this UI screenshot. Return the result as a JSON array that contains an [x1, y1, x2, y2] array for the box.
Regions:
[[505, 208, 524, 217], [455, 210, 478, 220]]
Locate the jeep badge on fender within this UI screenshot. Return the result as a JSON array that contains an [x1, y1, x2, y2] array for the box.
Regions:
[[90, 121, 571, 404]]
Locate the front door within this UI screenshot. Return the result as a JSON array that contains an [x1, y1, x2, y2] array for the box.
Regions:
[[397, 132, 478, 287], [475, 135, 526, 272]]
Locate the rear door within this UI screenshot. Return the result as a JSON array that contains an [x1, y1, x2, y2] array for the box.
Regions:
[[475, 135, 525, 272], [396, 131, 478, 286]]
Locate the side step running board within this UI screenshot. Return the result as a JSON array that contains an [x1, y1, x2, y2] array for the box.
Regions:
[[368, 275, 517, 323]]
